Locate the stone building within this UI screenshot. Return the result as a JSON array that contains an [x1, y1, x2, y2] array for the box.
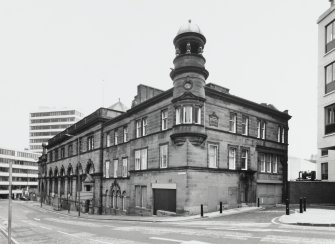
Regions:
[[39, 21, 291, 215], [317, 1, 335, 181]]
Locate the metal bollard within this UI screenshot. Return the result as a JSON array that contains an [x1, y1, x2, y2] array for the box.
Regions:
[[299, 198, 303, 213], [257, 198, 260, 207], [220, 202, 223, 214], [201, 204, 204, 217], [303, 197, 306, 212], [286, 198, 289, 215]]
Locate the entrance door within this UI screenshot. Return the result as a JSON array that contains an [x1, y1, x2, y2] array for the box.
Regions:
[[153, 189, 176, 215]]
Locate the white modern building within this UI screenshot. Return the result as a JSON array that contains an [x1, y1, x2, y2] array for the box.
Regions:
[[317, 1, 335, 181], [29, 108, 84, 154], [288, 156, 316, 181], [0, 147, 40, 199]]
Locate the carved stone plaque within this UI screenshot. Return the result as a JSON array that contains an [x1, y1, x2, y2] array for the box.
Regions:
[[209, 112, 219, 127]]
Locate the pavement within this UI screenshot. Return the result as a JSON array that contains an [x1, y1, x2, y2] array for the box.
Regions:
[[279, 208, 335, 226], [29, 201, 262, 222]]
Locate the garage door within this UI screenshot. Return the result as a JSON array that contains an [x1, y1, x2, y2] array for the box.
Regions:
[[153, 189, 176, 215]]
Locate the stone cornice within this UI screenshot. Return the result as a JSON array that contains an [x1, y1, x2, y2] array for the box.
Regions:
[[205, 86, 291, 121]]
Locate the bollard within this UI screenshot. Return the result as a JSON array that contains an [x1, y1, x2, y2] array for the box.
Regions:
[[299, 198, 303, 213], [303, 197, 306, 212], [220, 202, 222, 214], [257, 198, 260, 207], [286, 198, 289, 215], [201, 204, 204, 217]]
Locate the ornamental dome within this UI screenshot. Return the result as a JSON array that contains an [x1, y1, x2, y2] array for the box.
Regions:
[[176, 20, 203, 36]]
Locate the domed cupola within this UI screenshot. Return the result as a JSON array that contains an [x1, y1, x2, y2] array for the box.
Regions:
[[170, 20, 208, 146]]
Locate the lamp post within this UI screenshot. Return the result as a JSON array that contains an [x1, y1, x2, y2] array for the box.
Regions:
[[8, 160, 12, 244], [65, 134, 80, 216]]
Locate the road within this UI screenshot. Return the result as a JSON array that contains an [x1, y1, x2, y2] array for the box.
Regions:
[[1, 200, 335, 244]]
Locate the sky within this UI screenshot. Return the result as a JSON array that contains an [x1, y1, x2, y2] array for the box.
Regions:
[[0, 0, 329, 158]]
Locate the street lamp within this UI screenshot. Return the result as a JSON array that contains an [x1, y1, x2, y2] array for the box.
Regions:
[[65, 134, 81, 216], [8, 160, 12, 244]]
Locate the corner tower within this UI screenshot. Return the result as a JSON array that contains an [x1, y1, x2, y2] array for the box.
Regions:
[[170, 20, 208, 146]]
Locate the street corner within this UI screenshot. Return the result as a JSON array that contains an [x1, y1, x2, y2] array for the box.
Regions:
[[278, 208, 335, 226]]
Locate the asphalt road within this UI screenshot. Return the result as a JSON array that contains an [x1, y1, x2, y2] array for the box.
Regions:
[[1, 200, 335, 244]]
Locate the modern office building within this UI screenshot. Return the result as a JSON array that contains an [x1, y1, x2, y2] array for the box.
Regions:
[[39, 21, 291, 215], [317, 1, 335, 181], [0, 147, 39, 199], [29, 108, 84, 154]]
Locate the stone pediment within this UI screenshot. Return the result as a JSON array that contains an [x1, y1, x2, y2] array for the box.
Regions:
[[172, 92, 206, 103]]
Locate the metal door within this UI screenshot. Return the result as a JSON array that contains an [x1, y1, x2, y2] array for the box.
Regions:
[[153, 189, 176, 215]]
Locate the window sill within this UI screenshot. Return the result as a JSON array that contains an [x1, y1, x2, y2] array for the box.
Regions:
[[324, 132, 335, 137], [324, 46, 335, 57], [324, 89, 335, 97]]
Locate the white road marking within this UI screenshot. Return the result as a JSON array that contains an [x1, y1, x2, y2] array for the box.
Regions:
[[33, 218, 40, 221], [57, 230, 75, 237], [150, 237, 212, 244], [38, 225, 51, 230], [102, 224, 117, 228], [207, 227, 291, 233], [150, 237, 182, 242]]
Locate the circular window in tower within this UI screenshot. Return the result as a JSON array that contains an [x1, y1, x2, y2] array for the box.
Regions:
[[183, 80, 193, 90]]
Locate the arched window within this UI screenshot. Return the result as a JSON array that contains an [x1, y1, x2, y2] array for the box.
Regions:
[[116, 191, 121, 209], [111, 190, 115, 209]]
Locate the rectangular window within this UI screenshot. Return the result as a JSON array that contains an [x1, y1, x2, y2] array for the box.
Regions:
[[113, 159, 118, 178], [266, 154, 272, 173], [261, 121, 266, 139], [273, 156, 278, 174], [136, 120, 142, 138], [277, 127, 281, 143], [141, 186, 147, 208], [135, 148, 147, 170], [242, 116, 249, 135], [61, 147, 65, 159], [105, 161, 110, 178], [161, 110, 168, 130], [123, 126, 128, 143], [142, 118, 147, 136], [325, 104, 335, 134], [194, 107, 201, 124], [122, 158, 128, 177], [78, 138, 82, 153], [135, 150, 141, 170], [135, 186, 141, 207], [326, 21, 335, 53], [141, 148, 147, 170], [68, 144, 73, 157], [183, 106, 192, 124], [114, 130, 118, 145], [281, 128, 285, 143], [229, 112, 237, 133], [55, 149, 59, 161], [135, 185, 147, 208], [321, 162, 328, 180], [175, 107, 181, 125], [160, 144, 168, 168], [228, 147, 236, 170], [106, 132, 111, 147], [208, 144, 218, 168], [325, 63, 335, 93], [321, 149, 328, 157], [257, 120, 261, 138], [260, 153, 266, 172], [87, 135, 94, 151], [241, 149, 248, 170]]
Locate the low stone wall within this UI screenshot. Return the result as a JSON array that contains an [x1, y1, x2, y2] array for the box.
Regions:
[[289, 181, 335, 204]]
